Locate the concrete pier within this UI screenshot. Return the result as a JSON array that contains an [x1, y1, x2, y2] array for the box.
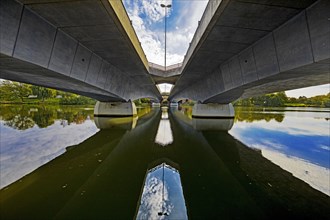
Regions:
[[94, 101, 137, 117], [192, 103, 235, 119]]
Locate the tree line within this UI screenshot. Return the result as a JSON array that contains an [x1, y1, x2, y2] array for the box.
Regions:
[[234, 91, 330, 107], [1, 80, 328, 107], [0, 80, 96, 105]]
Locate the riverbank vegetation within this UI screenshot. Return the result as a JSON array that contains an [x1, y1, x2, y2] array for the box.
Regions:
[[233, 92, 330, 108], [0, 80, 96, 105], [1, 80, 329, 107]]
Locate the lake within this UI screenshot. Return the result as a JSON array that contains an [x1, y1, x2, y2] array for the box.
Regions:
[[0, 104, 329, 219]]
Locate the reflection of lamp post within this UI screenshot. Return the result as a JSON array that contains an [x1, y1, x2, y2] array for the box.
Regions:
[[158, 163, 169, 216], [161, 3, 171, 71]]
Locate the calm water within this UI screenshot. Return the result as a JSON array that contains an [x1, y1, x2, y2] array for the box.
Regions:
[[0, 104, 329, 219]]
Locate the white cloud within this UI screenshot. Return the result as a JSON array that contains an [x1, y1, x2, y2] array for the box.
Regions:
[[155, 119, 173, 146], [141, 0, 173, 22], [157, 83, 173, 93], [136, 173, 173, 219], [0, 120, 99, 189], [123, 0, 208, 66], [261, 148, 330, 196], [320, 145, 330, 151], [230, 111, 330, 137], [286, 84, 330, 98]]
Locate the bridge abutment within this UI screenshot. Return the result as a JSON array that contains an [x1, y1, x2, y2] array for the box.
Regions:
[[94, 101, 137, 117], [192, 103, 235, 119]]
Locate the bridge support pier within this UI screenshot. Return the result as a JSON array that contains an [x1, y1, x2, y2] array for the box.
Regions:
[[192, 103, 235, 119], [94, 101, 137, 117]]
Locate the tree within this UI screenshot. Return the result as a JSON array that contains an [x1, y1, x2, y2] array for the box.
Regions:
[[0, 80, 31, 102], [31, 85, 56, 101]]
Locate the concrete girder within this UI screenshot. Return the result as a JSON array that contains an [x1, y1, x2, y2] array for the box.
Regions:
[[0, 0, 161, 102], [169, 0, 329, 103], [148, 62, 182, 85]]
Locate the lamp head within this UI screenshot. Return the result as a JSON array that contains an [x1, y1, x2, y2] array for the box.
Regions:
[[161, 4, 172, 8]]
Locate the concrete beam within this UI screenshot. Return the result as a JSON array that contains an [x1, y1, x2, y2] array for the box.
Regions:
[[0, 0, 161, 102], [170, 0, 329, 103], [148, 62, 182, 85]]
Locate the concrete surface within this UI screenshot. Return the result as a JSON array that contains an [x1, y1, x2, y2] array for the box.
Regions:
[[169, 0, 329, 103], [192, 118, 234, 131], [94, 116, 138, 130], [94, 101, 137, 117], [0, 0, 161, 102], [148, 62, 182, 85], [192, 103, 235, 118]]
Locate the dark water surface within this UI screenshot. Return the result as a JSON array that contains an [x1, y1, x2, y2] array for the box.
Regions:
[[0, 105, 329, 219]]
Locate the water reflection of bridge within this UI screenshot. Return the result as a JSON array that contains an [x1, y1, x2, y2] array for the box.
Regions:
[[0, 108, 329, 219]]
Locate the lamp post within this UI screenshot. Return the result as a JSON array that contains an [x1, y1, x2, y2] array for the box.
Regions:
[[161, 3, 171, 71]]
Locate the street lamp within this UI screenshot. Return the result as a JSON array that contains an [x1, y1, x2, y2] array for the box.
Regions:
[[161, 3, 171, 71]]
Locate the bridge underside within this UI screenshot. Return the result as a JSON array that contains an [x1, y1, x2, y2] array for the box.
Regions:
[[148, 62, 181, 86], [0, 55, 124, 101], [0, 0, 329, 104], [169, 0, 330, 103], [0, 0, 161, 102]]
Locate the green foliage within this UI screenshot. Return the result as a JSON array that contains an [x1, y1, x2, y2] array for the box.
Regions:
[[0, 104, 94, 130], [0, 80, 96, 105], [179, 99, 195, 106], [234, 92, 330, 107], [59, 96, 96, 105], [286, 93, 330, 107], [134, 98, 151, 106], [0, 80, 32, 102], [234, 107, 284, 123], [31, 85, 56, 100]]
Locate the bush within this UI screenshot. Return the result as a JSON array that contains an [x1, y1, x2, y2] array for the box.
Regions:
[[59, 96, 96, 105]]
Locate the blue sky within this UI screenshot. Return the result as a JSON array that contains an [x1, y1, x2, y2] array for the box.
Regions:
[[122, 0, 329, 97], [123, 0, 208, 66]]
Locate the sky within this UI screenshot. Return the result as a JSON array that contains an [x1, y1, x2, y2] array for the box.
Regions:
[[286, 84, 329, 98], [122, 0, 208, 66], [122, 0, 329, 97]]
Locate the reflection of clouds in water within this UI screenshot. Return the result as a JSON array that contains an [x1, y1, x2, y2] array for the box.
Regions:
[[0, 120, 99, 189], [155, 120, 173, 147], [137, 176, 173, 220], [319, 145, 330, 151], [230, 110, 330, 195], [232, 113, 329, 136], [232, 140, 330, 196], [260, 147, 330, 196], [260, 140, 286, 150], [136, 164, 188, 220], [161, 111, 169, 119]]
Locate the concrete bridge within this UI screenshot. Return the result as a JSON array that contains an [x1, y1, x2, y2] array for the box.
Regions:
[[1, 0, 329, 117]]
